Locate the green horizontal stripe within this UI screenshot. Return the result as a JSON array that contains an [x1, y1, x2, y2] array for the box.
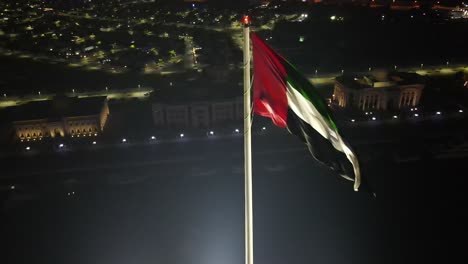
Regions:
[[283, 60, 338, 132]]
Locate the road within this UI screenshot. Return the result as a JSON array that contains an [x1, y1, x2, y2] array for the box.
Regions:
[[0, 87, 153, 108], [308, 64, 468, 87]]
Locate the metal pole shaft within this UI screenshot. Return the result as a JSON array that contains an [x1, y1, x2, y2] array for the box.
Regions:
[[243, 24, 253, 264]]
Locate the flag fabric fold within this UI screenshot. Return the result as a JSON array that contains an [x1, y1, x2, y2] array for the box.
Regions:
[[251, 32, 361, 191]]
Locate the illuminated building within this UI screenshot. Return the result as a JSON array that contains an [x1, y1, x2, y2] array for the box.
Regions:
[[8, 96, 109, 141], [152, 97, 243, 129], [333, 70, 424, 111]]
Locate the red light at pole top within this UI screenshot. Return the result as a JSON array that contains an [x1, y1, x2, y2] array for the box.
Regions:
[[243, 15, 250, 26]]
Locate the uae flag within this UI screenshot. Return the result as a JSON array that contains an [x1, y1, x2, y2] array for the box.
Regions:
[[251, 32, 362, 191]]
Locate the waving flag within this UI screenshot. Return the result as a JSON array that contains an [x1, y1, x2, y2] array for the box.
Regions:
[[251, 32, 361, 191]]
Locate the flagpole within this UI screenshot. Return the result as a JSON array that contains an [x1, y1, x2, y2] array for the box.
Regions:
[[242, 15, 253, 264]]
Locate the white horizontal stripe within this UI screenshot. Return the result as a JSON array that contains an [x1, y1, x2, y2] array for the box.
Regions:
[[286, 83, 361, 191]]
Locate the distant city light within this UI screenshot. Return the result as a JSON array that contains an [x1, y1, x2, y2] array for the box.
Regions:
[[351, 119, 355, 122], [372, 117, 376, 121], [209, 131, 214, 135], [414, 113, 419, 117], [10, 185, 15, 190], [262, 126, 267, 130], [94, 133, 97, 136], [330, 15, 336, 20], [365, 112, 369, 115], [180, 133, 184, 138], [415, 107, 418, 110], [26, 146, 30, 150], [122, 138, 127, 143], [436, 111, 441, 115], [92, 141, 97, 145], [151, 136, 156, 140], [59, 143, 64, 148], [393, 115, 398, 119], [235, 128, 240, 133], [459, 109, 464, 113]]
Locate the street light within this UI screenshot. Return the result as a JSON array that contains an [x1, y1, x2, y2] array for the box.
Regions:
[[26, 146, 30, 150], [235, 128, 240, 133], [459, 109, 464, 113], [92, 141, 97, 145], [180, 133, 184, 138], [351, 119, 355, 122], [59, 143, 64, 148], [420, 63, 424, 68], [436, 111, 441, 115], [414, 113, 419, 117], [371, 117, 376, 121], [209, 131, 214, 135], [151, 136, 156, 140], [122, 138, 127, 143]]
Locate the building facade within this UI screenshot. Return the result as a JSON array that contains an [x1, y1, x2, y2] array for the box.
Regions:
[[151, 97, 243, 129], [10, 96, 109, 141], [333, 71, 424, 111]]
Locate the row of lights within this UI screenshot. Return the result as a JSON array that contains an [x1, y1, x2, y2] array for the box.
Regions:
[[23, 128, 269, 151], [71, 133, 98, 138], [122, 128, 250, 142], [351, 109, 463, 122]]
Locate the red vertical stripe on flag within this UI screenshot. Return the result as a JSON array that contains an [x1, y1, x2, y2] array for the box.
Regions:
[[251, 32, 288, 128]]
